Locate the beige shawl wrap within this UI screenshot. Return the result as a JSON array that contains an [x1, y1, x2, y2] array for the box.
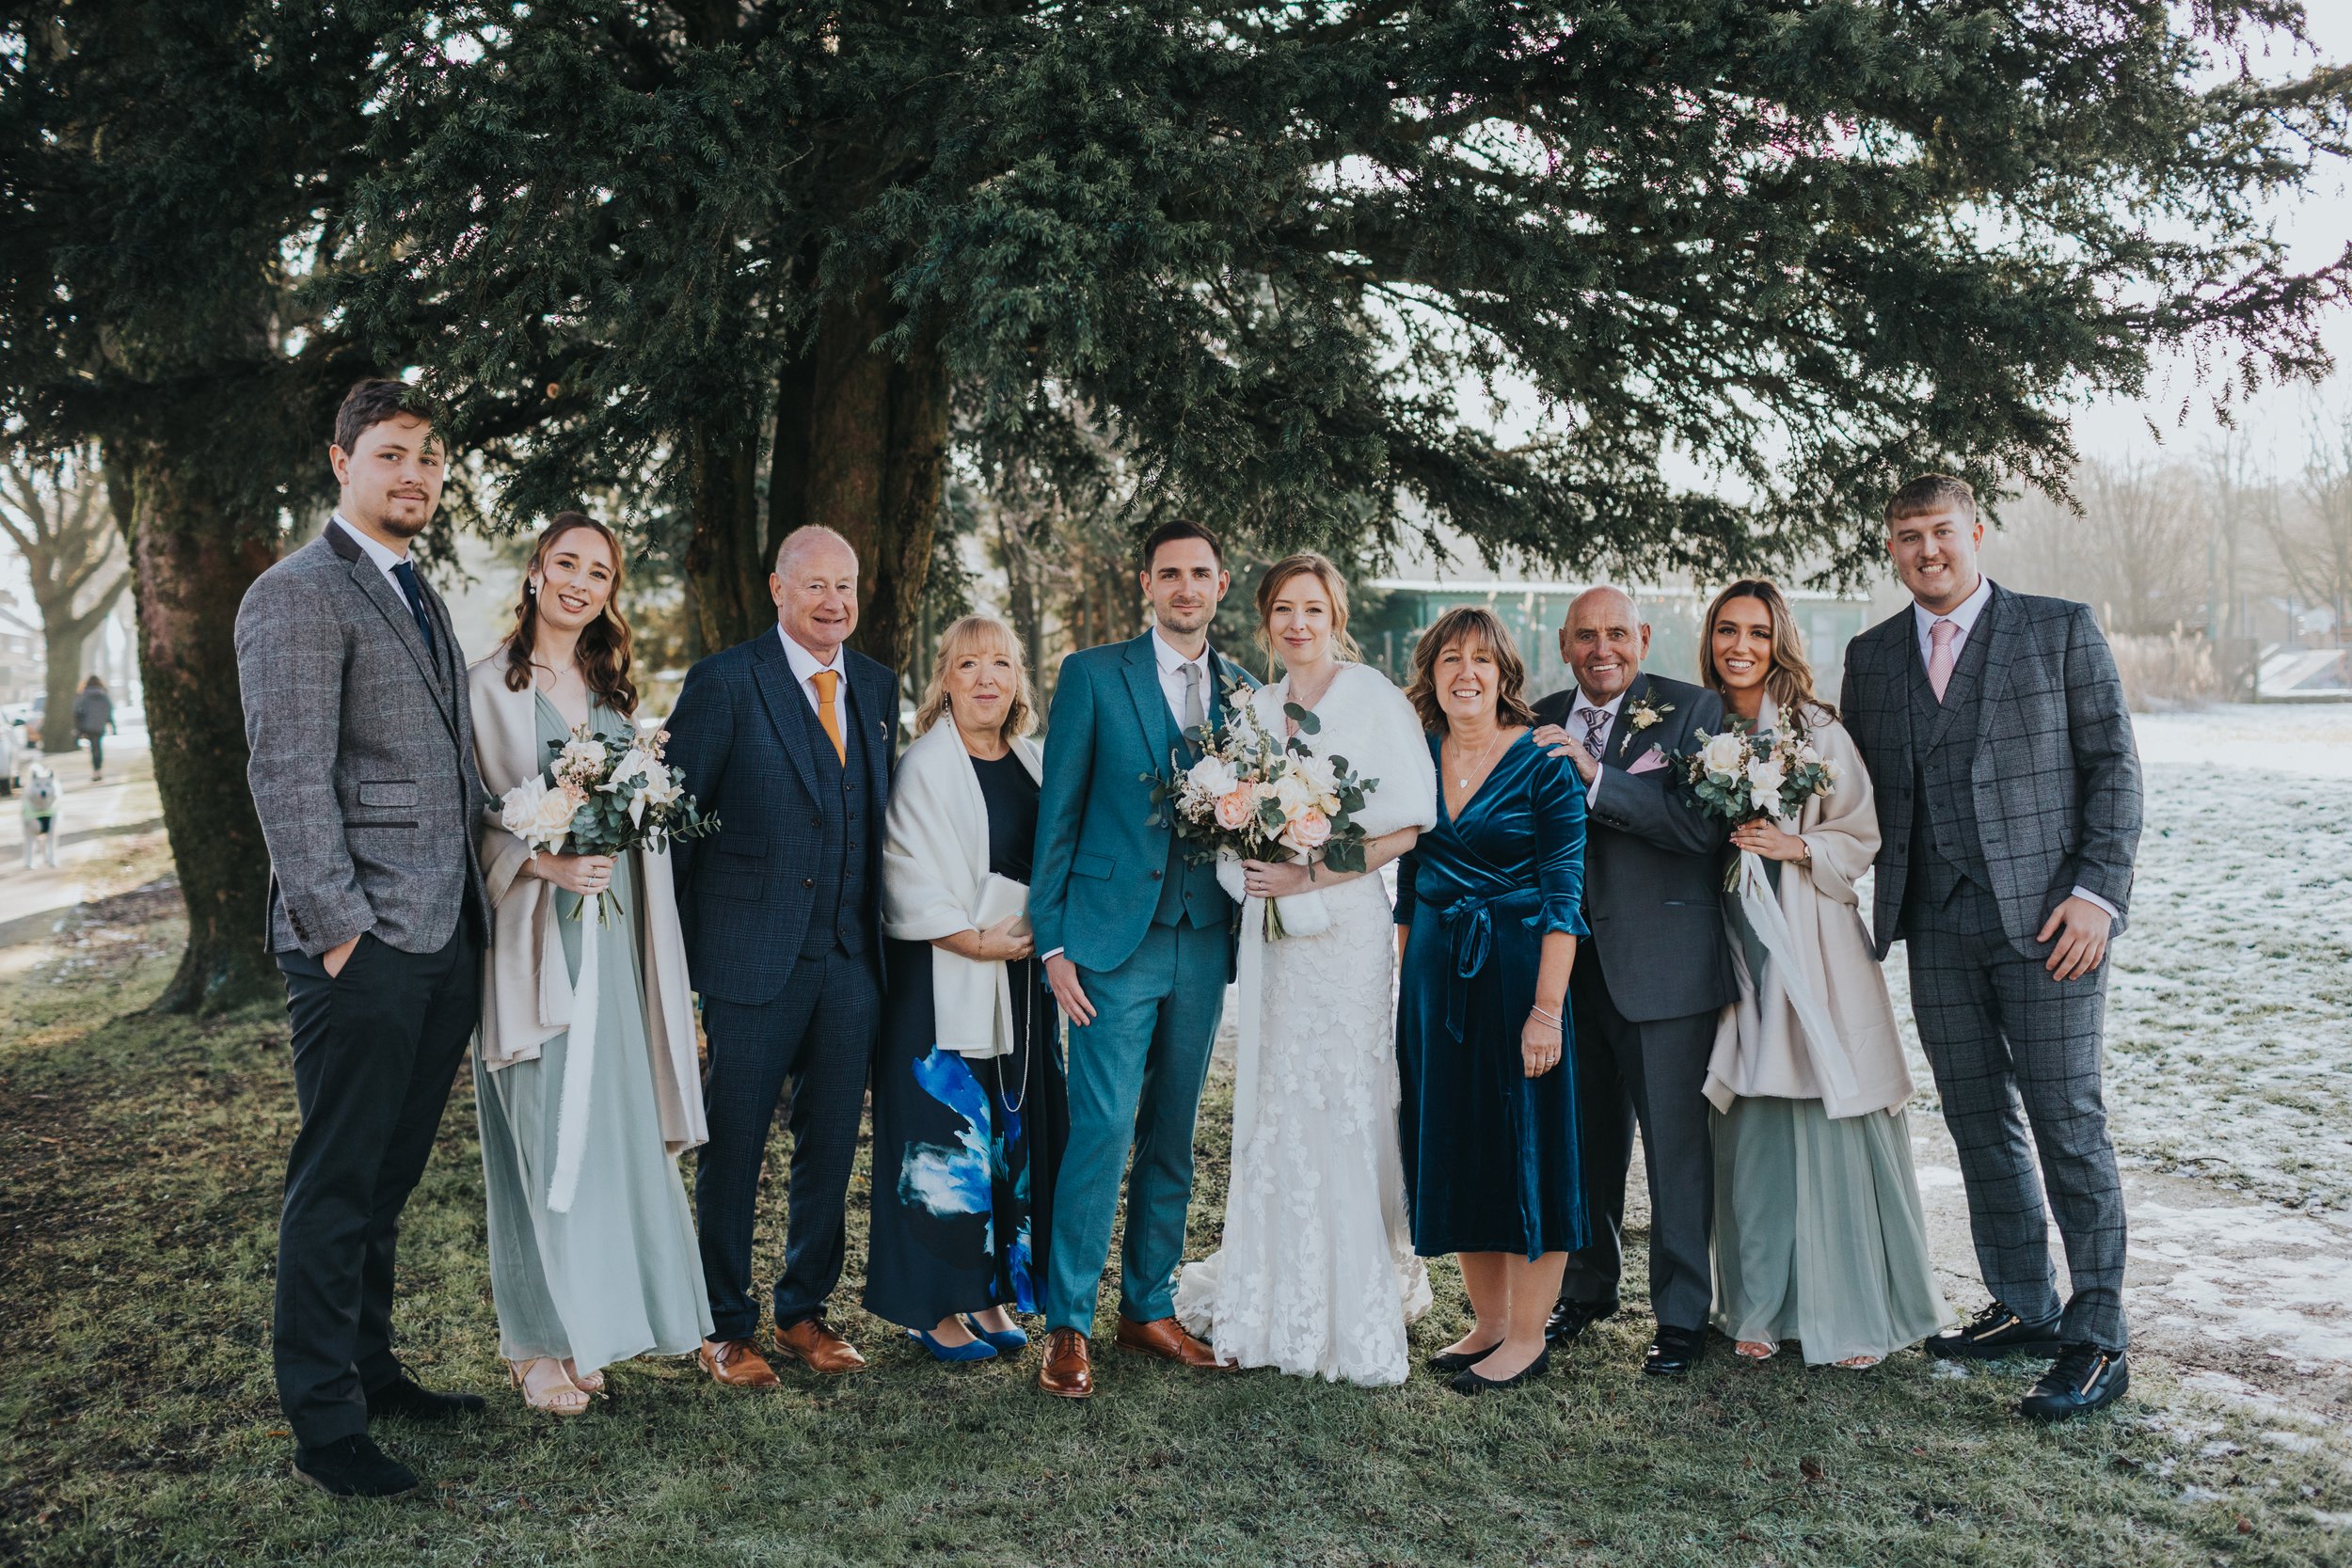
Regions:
[[1703, 703, 1913, 1120], [467, 657, 707, 1157]]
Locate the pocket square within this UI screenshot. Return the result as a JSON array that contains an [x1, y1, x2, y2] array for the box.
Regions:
[[1626, 746, 1668, 775]]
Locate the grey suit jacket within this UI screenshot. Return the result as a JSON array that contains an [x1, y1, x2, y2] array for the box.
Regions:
[[1838, 580, 2142, 960], [1531, 671, 1736, 1022], [235, 520, 491, 957]]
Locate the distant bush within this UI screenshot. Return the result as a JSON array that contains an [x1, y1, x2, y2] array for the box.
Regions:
[[2109, 628, 2220, 711]]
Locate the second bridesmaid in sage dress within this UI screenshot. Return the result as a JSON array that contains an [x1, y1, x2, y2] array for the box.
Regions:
[[468, 514, 712, 1415]]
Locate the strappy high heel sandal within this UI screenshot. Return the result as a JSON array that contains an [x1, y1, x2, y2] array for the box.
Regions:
[[1736, 1340, 1778, 1361], [507, 1357, 592, 1417], [560, 1358, 607, 1398]]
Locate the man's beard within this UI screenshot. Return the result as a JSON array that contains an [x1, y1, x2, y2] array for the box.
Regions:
[[369, 499, 433, 539]]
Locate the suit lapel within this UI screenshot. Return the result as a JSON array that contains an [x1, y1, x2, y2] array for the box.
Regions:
[[1602, 673, 1648, 760], [749, 633, 823, 803], [1968, 583, 2021, 753], [333, 528, 459, 738], [1922, 594, 1994, 752], [1121, 633, 1179, 770], [852, 656, 894, 800]]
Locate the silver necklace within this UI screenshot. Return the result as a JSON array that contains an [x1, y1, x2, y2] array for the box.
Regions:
[[1446, 726, 1508, 793]]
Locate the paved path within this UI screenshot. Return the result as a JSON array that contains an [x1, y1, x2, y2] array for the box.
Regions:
[[0, 730, 165, 946]]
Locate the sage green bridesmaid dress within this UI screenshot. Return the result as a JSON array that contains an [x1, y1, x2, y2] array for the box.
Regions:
[[472, 693, 712, 1373]]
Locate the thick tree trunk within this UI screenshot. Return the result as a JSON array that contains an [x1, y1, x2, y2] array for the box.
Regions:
[[681, 420, 770, 654], [119, 446, 280, 1014]]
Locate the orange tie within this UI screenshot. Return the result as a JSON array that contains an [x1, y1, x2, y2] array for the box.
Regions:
[[811, 669, 847, 765]]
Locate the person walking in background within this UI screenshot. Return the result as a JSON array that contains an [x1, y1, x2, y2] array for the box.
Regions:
[[467, 514, 711, 1416], [234, 379, 492, 1497], [72, 674, 113, 782], [1529, 588, 1734, 1377], [664, 525, 898, 1388], [1393, 607, 1589, 1395], [1695, 579, 1954, 1370], [1027, 520, 1254, 1400], [1840, 474, 2142, 1421], [867, 615, 1067, 1364]]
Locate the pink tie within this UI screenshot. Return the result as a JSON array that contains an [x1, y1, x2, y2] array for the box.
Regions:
[[1927, 618, 1961, 701]]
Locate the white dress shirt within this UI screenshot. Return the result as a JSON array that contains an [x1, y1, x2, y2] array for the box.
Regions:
[[1565, 687, 1625, 806], [332, 513, 411, 595], [1150, 626, 1213, 731], [776, 625, 845, 717], [1906, 575, 2116, 923]]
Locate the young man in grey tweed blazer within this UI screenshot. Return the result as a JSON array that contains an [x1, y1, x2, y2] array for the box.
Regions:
[[1840, 474, 2142, 1422], [235, 380, 494, 1497]]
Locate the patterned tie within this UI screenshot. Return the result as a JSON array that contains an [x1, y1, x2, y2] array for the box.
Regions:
[[1927, 618, 1961, 702], [389, 559, 435, 659], [1581, 705, 1610, 760], [811, 669, 846, 765], [1180, 659, 1206, 742]]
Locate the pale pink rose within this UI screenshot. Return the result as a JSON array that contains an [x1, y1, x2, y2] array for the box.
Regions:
[[1215, 788, 1257, 831], [1286, 808, 1332, 851]]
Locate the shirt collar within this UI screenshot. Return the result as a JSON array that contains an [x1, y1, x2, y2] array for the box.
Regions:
[[1151, 626, 1208, 674], [1913, 574, 1993, 641], [333, 514, 408, 575], [1569, 685, 1629, 720], [776, 625, 842, 685]]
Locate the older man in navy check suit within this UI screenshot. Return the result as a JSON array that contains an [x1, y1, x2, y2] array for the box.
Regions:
[[1840, 474, 2142, 1423], [664, 525, 898, 1386]]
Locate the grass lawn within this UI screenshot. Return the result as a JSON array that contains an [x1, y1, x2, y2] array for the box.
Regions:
[[3, 868, 2345, 1566]]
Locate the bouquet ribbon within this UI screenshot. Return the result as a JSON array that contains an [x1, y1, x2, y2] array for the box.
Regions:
[[1726, 848, 1862, 1108], [544, 887, 603, 1214]]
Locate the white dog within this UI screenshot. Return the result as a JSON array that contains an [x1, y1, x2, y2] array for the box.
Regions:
[[21, 762, 60, 869]]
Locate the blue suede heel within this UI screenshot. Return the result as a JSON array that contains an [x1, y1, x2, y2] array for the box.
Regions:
[[964, 1316, 1030, 1354], [909, 1328, 998, 1364]]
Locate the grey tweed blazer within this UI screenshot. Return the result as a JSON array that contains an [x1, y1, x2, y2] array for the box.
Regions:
[[1838, 580, 2141, 961], [235, 520, 491, 958]]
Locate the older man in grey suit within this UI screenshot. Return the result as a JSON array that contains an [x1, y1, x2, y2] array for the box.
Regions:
[[1840, 473, 2141, 1422], [236, 380, 493, 1497]]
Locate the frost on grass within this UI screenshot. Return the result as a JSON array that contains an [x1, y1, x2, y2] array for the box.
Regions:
[[1886, 711, 2352, 1213]]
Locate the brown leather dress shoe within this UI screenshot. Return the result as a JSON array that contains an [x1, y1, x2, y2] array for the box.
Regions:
[[774, 1318, 867, 1375], [699, 1338, 780, 1389], [1115, 1314, 1235, 1370], [1038, 1328, 1092, 1399]]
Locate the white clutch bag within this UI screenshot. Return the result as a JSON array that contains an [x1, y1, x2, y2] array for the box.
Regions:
[[975, 872, 1030, 938]]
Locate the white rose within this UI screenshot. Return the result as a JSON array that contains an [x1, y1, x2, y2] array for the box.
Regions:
[[1821, 756, 1842, 784], [1700, 732, 1748, 777], [499, 776, 579, 852], [1186, 753, 1240, 799], [1272, 769, 1315, 813], [631, 769, 682, 827], [1745, 755, 1787, 802], [1295, 753, 1339, 796], [600, 745, 656, 794]]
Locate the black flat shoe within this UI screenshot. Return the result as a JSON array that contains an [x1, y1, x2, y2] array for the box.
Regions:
[[2019, 1345, 2128, 1422], [1545, 1296, 1618, 1345], [365, 1369, 487, 1422], [1449, 1348, 1549, 1395], [1426, 1343, 1504, 1375], [292, 1433, 420, 1497], [1926, 1301, 2064, 1362], [1642, 1325, 1705, 1377]]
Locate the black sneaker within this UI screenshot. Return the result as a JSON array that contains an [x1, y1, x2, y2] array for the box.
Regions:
[[1925, 1301, 2064, 1361], [2019, 1344, 2128, 1421], [365, 1368, 486, 1422], [1545, 1296, 1618, 1345], [292, 1433, 420, 1497]]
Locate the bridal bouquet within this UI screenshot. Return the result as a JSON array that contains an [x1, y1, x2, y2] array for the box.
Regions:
[[1147, 690, 1375, 938], [497, 721, 717, 920], [1676, 725, 1838, 889]]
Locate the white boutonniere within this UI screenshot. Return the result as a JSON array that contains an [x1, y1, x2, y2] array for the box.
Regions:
[[1619, 693, 1675, 755]]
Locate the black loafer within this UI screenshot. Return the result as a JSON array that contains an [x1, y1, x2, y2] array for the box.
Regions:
[[1449, 1348, 1549, 1395], [292, 1433, 420, 1497], [1926, 1301, 2065, 1362], [1545, 1296, 1619, 1345], [1642, 1325, 1705, 1377], [2019, 1345, 2128, 1422], [365, 1369, 487, 1422]]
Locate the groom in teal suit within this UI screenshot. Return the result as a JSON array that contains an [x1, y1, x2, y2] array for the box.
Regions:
[[1030, 520, 1255, 1399]]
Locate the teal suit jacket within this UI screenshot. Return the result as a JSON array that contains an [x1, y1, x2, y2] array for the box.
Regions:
[[1029, 631, 1257, 974]]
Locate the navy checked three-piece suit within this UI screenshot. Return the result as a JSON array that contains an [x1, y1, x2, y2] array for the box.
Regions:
[[664, 630, 899, 1341], [1840, 581, 2142, 1352]]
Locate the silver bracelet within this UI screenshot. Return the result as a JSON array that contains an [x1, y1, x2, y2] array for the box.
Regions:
[[1529, 1005, 1564, 1029]]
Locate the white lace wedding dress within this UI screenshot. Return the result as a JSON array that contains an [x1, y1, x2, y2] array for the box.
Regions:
[[1173, 662, 1437, 1385]]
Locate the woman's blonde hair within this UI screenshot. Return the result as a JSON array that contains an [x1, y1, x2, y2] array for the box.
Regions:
[[1698, 578, 1835, 722], [915, 615, 1038, 738], [1253, 552, 1361, 665], [1404, 606, 1538, 734]]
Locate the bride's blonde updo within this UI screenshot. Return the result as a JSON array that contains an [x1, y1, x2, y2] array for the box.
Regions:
[[1253, 552, 1361, 665]]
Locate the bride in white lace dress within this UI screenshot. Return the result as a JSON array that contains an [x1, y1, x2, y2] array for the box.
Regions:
[[1173, 554, 1437, 1386]]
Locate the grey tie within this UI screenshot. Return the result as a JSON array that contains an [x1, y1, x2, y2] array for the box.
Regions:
[[1581, 705, 1609, 759], [1180, 659, 1206, 740]]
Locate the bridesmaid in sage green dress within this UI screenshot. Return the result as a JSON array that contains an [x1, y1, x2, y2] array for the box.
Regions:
[[467, 515, 712, 1416]]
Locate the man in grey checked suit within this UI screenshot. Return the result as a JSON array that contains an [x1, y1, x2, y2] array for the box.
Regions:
[[236, 380, 493, 1497], [1840, 473, 2142, 1421]]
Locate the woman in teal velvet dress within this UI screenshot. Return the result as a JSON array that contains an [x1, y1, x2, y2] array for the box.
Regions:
[[467, 515, 712, 1416], [1395, 607, 1590, 1394]]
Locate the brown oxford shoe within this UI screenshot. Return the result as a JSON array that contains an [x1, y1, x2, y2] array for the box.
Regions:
[[698, 1338, 780, 1389], [1038, 1328, 1093, 1399], [1115, 1314, 1235, 1370], [774, 1318, 867, 1375]]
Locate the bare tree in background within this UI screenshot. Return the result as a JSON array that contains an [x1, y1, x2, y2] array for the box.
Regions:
[[2274, 416, 2352, 644], [1994, 454, 2206, 633], [0, 456, 131, 752]]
